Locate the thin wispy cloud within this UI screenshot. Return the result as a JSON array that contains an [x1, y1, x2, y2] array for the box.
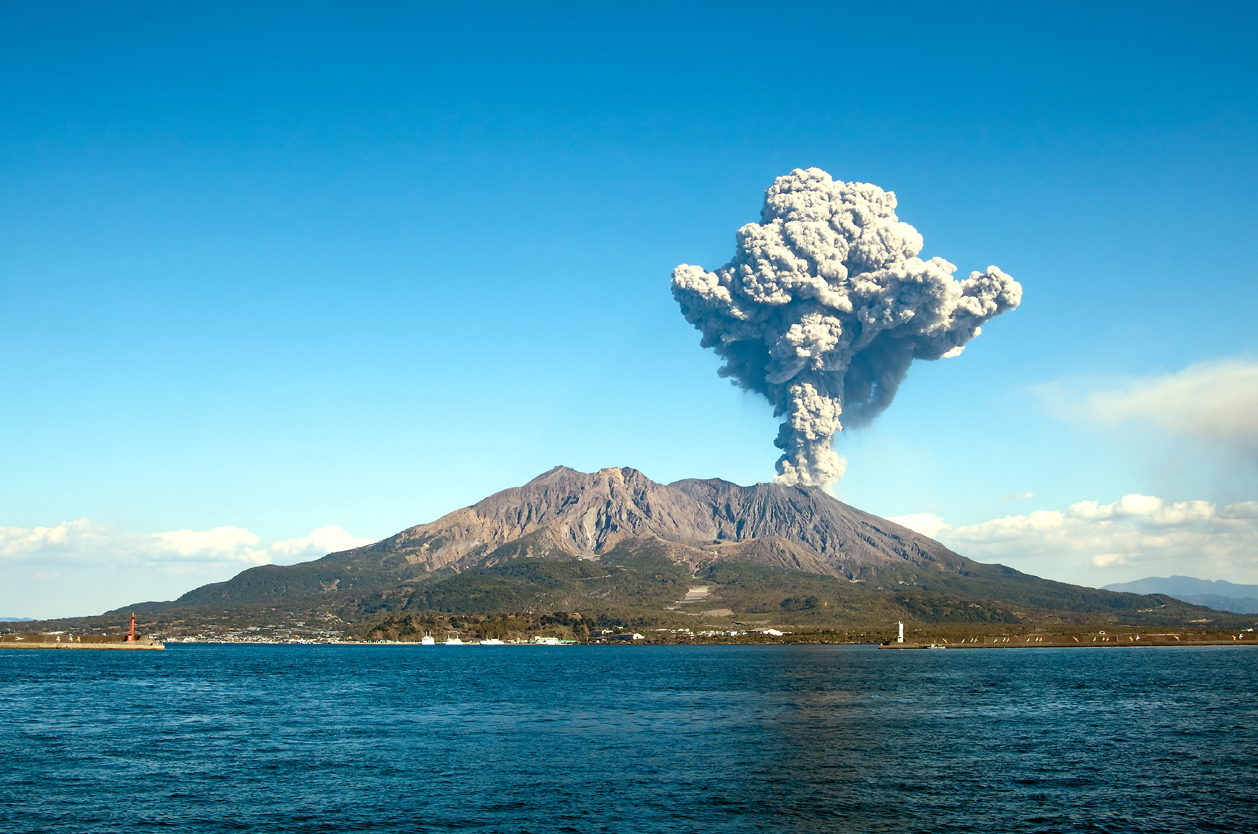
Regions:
[[1042, 359, 1258, 461]]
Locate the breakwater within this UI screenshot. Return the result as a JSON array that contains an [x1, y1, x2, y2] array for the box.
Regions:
[[0, 633, 164, 651]]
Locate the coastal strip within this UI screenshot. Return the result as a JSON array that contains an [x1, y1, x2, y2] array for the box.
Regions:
[[881, 634, 1257, 650]]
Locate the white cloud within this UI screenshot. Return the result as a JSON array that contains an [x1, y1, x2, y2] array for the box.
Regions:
[[271, 526, 372, 564], [1047, 359, 1258, 459], [1220, 501, 1258, 519], [1001, 491, 1036, 501], [888, 513, 952, 539], [1151, 500, 1215, 526], [926, 494, 1258, 586], [0, 519, 268, 566], [1090, 553, 1127, 568], [151, 527, 264, 560], [0, 519, 374, 619], [1067, 494, 1163, 520]]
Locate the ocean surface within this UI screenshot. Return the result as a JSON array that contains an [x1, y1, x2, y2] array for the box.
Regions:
[[2, 643, 1255, 833]]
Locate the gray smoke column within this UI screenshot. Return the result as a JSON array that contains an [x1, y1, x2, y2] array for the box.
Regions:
[[672, 167, 1022, 488]]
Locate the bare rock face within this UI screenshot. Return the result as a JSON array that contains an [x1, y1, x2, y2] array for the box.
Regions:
[[330, 466, 962, 579]]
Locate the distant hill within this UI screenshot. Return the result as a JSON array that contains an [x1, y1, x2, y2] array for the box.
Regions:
[[1104, 576, 1258, 615], [36, 467, 1253, 636]]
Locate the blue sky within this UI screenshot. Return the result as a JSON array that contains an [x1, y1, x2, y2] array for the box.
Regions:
[[3, 1, 1257, 617]]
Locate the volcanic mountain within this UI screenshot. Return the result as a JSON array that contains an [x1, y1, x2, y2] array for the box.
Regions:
[[154, 466, 1231, 630], [333, 465, 956, 577]]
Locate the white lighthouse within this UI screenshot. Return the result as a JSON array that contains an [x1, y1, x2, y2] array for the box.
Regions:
[[897, 621, 904, 643]]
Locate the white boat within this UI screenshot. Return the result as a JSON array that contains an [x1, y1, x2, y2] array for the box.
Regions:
[[478, 638, 504, 646], [420, 633, 435, 645], [443, 637, 464, 645]]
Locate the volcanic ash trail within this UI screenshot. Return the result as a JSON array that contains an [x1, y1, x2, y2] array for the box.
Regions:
[[672, 167, 1021, 488]]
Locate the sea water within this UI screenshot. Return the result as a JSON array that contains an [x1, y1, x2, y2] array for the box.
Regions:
[[1, 643, 1255, 833]]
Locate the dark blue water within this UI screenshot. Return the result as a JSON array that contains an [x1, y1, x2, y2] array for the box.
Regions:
[[2, 644, 1255, 833]]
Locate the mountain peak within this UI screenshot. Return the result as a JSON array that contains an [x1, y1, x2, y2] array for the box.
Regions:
[[523, 465, 580, 485]]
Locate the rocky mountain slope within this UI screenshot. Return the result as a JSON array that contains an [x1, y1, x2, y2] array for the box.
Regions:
[[351, 465, 956, 573]]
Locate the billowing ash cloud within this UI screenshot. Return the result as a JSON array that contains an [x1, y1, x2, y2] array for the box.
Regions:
[[672, 168, 1022, 488]]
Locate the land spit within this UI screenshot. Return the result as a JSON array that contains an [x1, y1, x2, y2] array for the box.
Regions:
[[0, 633, 165, 651]]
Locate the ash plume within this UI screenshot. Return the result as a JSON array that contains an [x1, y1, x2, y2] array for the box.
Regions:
[[672, 167, 1022, 488]]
